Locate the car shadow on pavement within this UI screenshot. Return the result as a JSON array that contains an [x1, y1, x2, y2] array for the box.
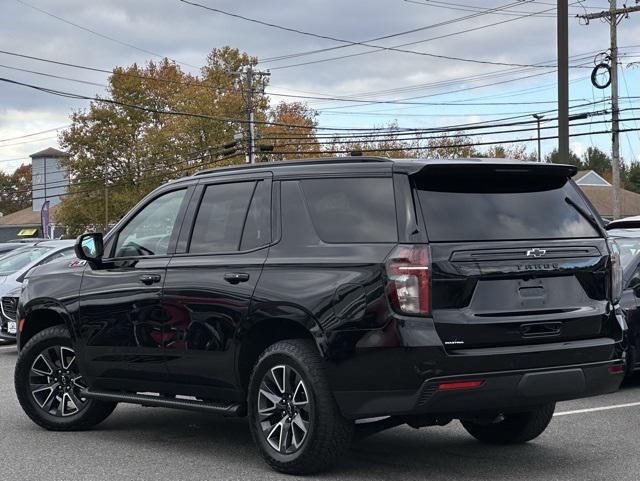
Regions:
[[92, 407, 589, 480]]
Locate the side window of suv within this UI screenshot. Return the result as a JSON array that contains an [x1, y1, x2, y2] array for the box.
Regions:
[[241, 180, 271, 251], [189, 181, 258, 254], [300, 177, 397, 243], [114, 189, 187, 258]]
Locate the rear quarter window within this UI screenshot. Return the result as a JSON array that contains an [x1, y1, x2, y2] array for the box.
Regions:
[[416, 172, 600, 242], [300, 177, 397, 243]]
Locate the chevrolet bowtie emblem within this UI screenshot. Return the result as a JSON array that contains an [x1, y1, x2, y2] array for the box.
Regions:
[[526, 248, 547, 258]]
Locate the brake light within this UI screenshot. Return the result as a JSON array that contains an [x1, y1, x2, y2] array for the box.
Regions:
[[607, 238, 623, 303], [386, 245, 430, 316]]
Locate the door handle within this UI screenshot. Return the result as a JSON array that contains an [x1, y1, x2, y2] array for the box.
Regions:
[[139, 274, 162, 285], [224, 272, 250, 284]]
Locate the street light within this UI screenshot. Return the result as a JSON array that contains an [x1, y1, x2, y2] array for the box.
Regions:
[[532, 114, 544, 162]]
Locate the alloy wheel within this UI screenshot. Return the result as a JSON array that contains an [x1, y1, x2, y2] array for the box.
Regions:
[[29, 345, 88, 417], [257, 364, 311, 455]]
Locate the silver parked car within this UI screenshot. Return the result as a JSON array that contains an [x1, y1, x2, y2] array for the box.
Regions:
[[0, 240, 75, 342], [0, 242, 34, 257]]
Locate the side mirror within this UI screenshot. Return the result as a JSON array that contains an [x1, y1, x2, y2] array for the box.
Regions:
[[75, 233, 104, 263]]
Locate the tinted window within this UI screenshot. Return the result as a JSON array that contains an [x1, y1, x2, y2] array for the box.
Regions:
[[300, 178, 397, 243], [114, 189, 186, 257], [189, 182, 255, 253], [241, 180, 271, 251], [417, 172, 600, 242]]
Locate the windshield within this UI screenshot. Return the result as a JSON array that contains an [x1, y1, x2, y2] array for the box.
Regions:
[[610, 236, 640, 271], [0, 247, 53, 276]]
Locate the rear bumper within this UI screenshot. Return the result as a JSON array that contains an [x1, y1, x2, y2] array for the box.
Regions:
[[334, 359, 624, 419], [334, 360, 624, 419]]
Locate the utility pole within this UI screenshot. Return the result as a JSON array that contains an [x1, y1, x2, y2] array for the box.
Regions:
[[243, 66, 270, 164], [579, 1, 640, 219], [104, 159, 109, 232], [533, 114, 544, 162], [557, 0, 569, 164]]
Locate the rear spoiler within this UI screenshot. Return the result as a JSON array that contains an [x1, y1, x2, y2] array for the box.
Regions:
[[397, 160, 578, 178]]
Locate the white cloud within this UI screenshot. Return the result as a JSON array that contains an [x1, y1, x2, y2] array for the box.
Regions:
[[0, 0, 637, 170]]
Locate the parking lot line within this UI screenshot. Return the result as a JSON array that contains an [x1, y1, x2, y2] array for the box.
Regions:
[[555, 401, 640, 416]]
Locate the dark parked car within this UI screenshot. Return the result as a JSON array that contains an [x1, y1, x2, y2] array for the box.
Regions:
[[608, 232, 640, 377], [14, 158, 625, 474]]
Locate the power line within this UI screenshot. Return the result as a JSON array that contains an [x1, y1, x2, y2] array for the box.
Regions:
[[20, 143, 244, 197], [250, 127, 640, 155], [28, 125, 640, 201], [261, 0, 547, 63], [0, 47, 628, 109], [260, 116, 640, 149], [0, 76, 398, 131], [578, 2, 640, 219], [259, 109, 635, 143], [0, 52, 567, 108], [6, 75, 626, 134], [15, 0, 198, 69], [261, 1, 590, 70], [0, 136, 58, 149], [403, 0, 596, 17], [0, 125, 69, 143], [179, 0, 588, 69]]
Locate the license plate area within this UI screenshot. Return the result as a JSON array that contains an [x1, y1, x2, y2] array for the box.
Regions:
[[7, 321, 16, 335]]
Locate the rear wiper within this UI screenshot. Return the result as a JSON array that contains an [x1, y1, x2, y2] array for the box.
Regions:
[[564, 196, 606, 236]]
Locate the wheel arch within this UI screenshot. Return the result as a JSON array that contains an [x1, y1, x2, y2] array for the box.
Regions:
[[235, 311, 326, 395], [19, 300, 74, 351]]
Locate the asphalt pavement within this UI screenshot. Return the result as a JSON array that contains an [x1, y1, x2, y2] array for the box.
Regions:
[[1, 343, 639, 481]]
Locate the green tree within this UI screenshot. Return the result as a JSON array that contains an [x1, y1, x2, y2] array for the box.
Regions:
[[484, 144, 535, 161], [259, 102, 320, 161], [424, 131, 481, 159], [58, 48, 272, 235], [322, 121, 421, 158], [546, 148, 582, 167], [0, 164, 32, 215], [582, 146, 611, 175], [625, 160, 640, 193]]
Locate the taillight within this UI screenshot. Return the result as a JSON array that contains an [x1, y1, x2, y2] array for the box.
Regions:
[[386, 244, 431, 316], [607, 238, 623, 303]]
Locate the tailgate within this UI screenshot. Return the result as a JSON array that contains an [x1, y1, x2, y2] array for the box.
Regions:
[[414, 165, 610, 350], [430, 239, 609, 349]]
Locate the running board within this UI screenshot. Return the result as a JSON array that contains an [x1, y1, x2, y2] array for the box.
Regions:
[[83, 389, 241, 416]]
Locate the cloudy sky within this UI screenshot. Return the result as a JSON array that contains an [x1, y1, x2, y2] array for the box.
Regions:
[[1, 0, 639, 173]]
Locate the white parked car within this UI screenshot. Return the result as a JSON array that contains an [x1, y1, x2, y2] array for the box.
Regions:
[[0, 286, 21, 341], [0, 240, 75, 342]]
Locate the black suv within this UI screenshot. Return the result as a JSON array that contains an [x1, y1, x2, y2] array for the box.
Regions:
[[14, 157, 625, 474]]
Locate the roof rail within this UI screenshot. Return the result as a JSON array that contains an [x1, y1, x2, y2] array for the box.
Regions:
[[194, 156, 392, 176]]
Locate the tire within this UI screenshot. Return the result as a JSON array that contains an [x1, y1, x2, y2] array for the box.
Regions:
[[247, 339, 354, 475], [461, 403, 555, 444], [15, 326, 117, 431]]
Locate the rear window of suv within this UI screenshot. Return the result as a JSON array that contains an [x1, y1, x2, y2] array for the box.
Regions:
[[300, 177, 397, 243], [416, 171, 600, 242]]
